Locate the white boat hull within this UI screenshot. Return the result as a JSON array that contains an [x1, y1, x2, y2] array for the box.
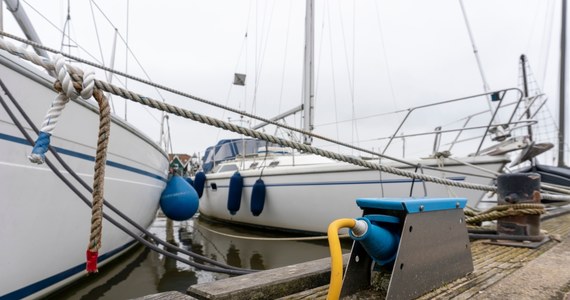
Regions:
[[199, 156, 506, 234], [0, 52, 168, 298]]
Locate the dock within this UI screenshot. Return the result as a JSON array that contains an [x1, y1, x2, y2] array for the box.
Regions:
[[136, 210, 570, 300]]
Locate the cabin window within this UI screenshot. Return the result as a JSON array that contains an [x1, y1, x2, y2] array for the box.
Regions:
[[218, 164, 239, 173], [250, 162, 259, 169], [268, 161, 280, 167]]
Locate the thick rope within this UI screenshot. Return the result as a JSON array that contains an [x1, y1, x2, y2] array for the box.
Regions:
[[465, 203, 546, 224], [87, 88, 110, 273], [28, 54, 94, 163], [46, 62, 106, 273], [89, 78, 497, 192], [4, 32, 570, 201], [0, 30, 509, 170]]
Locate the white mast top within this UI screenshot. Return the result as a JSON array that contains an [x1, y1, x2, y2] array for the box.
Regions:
[[302, 0, 315, 145], [3, 0, 50, 59]]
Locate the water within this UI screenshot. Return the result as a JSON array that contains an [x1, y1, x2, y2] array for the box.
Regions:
[[47, 215, 351, 299]]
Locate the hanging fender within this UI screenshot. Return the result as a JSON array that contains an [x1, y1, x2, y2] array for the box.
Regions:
[[251, 179, 266, 216], [227, 172, 243, 215], [160, 175, 199, 221], [193, 171, 206, 198]]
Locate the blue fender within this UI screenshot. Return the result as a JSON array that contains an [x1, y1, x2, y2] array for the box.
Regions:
[[227, 172, 243, 215], [251, 179, 266, 216]]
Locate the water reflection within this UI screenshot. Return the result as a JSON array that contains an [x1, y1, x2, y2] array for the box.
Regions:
[[46, 215, 350, 299]]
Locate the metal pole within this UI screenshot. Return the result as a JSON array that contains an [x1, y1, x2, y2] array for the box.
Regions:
[[458, 0, 494, 115], [559, 0, 567, 166], [302, 0, 315, 145], [520, 55, 534, 141]]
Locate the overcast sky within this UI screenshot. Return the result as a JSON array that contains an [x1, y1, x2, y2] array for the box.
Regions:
[[2, 0, 564, 160]]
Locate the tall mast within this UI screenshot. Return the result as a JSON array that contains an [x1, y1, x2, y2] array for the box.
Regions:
[[520, 54, 534, 141], [302, 0, 315, 145], [3, 0, 50, 59], [459, 0, 494, 115], [560, 0, 567, 167]]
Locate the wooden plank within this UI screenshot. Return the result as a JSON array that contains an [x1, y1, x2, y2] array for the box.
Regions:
[[132, 291, 198, 300], [187, 254, 349, 300]]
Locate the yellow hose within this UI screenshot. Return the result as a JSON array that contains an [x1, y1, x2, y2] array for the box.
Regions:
[[327, 218, 356, 300]]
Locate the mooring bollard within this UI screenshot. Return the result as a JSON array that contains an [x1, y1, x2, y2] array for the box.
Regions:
[[493, 173, 547, 247]]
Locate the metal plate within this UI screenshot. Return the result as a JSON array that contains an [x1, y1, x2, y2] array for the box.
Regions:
[[340, 240, 374, 297], [386, 209, 473, 300]]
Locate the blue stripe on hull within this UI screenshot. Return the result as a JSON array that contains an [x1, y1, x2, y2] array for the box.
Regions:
[[0, 132, 166, 182], [0, 240, 137, 300], [213, 176, 466, 189]]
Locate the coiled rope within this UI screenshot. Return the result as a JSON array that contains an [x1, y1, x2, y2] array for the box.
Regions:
[[465, 203, 546, 224]]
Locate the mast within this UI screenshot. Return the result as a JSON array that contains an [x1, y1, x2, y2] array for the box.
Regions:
[[520, 54, 533, 141], [558, 0, 567, 167], [302, 0, 315, 145], [458, 0, 494, 115], [3, 0, 50, 59], [560, 0, 567, 167]]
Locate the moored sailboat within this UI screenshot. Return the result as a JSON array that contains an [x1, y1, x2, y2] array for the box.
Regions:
[[0, 2, 169, 298], [193, 0, 533, 234]]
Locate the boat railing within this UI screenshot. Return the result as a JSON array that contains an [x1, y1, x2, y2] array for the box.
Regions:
[[376, 88, 549, 158]]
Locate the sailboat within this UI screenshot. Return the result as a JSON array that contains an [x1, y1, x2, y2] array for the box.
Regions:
[[0, 1, 168, 298], [193, 0, 534, 235]]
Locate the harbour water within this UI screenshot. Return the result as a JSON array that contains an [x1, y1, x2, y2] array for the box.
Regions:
[[47, 215, 351, 299]]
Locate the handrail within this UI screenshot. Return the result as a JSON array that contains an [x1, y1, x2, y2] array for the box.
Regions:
[[371, 120, 538, 141], [380, 88, 525, 155]]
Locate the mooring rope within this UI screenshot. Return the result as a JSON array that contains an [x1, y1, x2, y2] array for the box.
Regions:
[[89, 77, 500, 192], [1, 34, 569, 201], [28, 55, 94, 163], [60, 69, 110, 274], [0, 79, 253, 274], [196, 221, 349, 241], [465, 203, 546, 224], [0, 30, 508, 171], [87, 87, 110, 273], [24, 52, 109, 273]]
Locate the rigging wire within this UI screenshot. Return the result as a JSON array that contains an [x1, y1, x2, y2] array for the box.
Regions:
[[20, 0, 163, 125], [214, 0, 253, 145], [540, 0, 556, 89], [0, 79, 255, 275], [196, 221, 349, 241], [324, 2, 341, 153], [0, 30, 511, 170], [338, 2, 358, 152], [277, 1, 293, 116], [373, 0, 398, 111], [87, 0, 116, 114], [124, 0, 129, 121], [250, 0, 276, 119], [351, 0, 359, 152], [87, 0, 106, 70]]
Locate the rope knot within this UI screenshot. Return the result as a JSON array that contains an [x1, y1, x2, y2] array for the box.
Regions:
[[432, 150, 452, 159], [54, 55, 95, 100], [28, 56, 97, 164], [54, 54, 79, 100]]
